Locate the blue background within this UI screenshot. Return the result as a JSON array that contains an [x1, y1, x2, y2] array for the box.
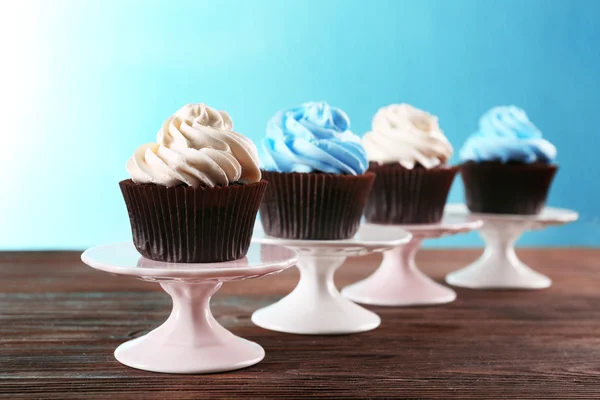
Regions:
[[2, 0, 599, 249]]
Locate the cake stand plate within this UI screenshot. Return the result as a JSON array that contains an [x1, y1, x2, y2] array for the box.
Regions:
[[444, 204, 578, 290], [81, 243, 297, 374], [341, 214, 482, 307], [250, 224, 412, 335]]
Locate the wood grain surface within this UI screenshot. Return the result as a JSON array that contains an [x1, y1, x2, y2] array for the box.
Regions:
[[1, 249, 599, 399]]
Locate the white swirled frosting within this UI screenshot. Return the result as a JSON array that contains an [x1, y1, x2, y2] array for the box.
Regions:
[[362, 104, 453, 169], [127, 104, 261, 187]]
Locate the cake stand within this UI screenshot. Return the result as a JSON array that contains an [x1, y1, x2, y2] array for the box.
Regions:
[[80, 242, 297, 374], [250, 224, 412, 335], [445, 204, 579, 289], [341, 214, 483, 307]]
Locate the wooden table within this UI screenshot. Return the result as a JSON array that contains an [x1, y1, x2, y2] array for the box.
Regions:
[[1, 249, 599, 399]]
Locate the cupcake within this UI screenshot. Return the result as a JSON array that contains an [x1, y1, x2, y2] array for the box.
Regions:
[[362, 104, 458, 224], [259, 101, 374, 240], [459, 105, 557, 215], [121, 103, 267, 263]]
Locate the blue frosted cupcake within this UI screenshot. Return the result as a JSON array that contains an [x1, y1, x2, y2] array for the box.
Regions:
[[260, 101, 374, 239], [460, 106, 558, 215]]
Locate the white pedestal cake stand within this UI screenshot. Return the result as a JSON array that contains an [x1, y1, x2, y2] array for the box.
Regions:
[[444, 204, 578, 290], [341, 214, 483, 307], [81, 242, 297, 374], [250, 224, 412, 335]]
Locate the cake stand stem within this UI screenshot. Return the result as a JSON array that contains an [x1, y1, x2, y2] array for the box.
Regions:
[[114, 280, 265, 374], [158, 281, 228, 345], [251, 254, 381, 335], [342, 238, 456, 306], [296, 255, 344, 302], [389, 237, 421, 272], [478, 222, 525, 271], [446, 221, 552, 289]]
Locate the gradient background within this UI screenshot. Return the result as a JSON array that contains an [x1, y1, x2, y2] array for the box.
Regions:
[[1, 0, 598, 250]]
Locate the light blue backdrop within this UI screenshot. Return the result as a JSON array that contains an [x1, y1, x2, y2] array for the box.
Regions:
[[2, 0, 599, 249]]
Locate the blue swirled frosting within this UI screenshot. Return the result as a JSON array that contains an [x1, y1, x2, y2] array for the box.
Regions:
[[261, 101, 368, 175], [459, 106, 557, 164]]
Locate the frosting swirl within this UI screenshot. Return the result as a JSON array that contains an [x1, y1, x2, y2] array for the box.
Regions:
[[127, 104, 261, 187], [261, 101, 368, 175], [459, 106, 557, 164], [362, 104, 453, 169]]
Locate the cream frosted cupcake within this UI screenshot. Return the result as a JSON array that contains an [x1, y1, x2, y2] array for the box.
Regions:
[[121, 103, 267, 263], [362, 103, 458, 224]]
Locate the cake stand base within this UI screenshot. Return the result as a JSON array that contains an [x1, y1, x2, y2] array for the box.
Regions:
[[342, 217, 482, 307], [251, 255, 381, 335], [115, 281, 264, 374], [445, 205, 578, 290], [342, 240, 457, 307]]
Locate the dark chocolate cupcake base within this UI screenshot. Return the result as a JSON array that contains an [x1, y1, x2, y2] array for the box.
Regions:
[[120, 179, 268, 263], [259, 171, 375, 240], [460, 161, 558, 215], [364, 162, 458, 224]]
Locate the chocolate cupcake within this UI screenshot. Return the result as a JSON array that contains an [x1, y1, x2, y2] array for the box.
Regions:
[[122, 103, 267, 263], [362, 104, 458, 224], [459, 105, 558, 215], [259, 101, 374, 240]]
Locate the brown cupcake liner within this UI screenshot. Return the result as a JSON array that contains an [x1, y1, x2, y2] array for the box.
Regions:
[[364, 162, 458, 224], [259, 171, 375, 240], [120, 179, 268, 263], [460, 161, 558, 215]]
